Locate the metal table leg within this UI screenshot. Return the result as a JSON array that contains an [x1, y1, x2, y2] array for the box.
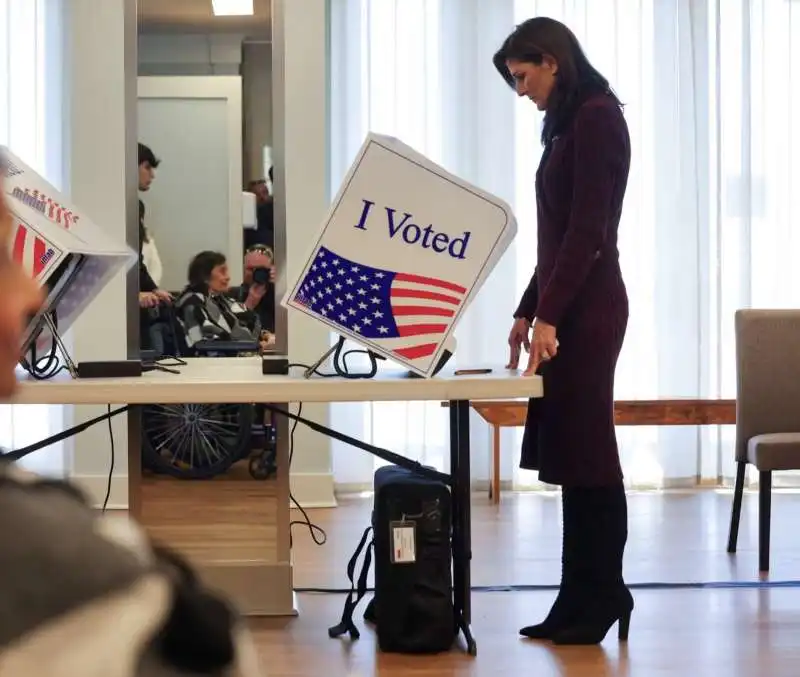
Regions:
[[449, 399, 476, 655]]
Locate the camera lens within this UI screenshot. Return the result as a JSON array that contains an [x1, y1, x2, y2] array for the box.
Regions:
[[252, 266, 271, 286]]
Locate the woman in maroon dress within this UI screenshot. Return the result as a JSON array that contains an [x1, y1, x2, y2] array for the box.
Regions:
[[494, 17, 632, 645]]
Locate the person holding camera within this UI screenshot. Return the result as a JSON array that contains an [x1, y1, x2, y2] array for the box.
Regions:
[[229, 245, 276, 335]]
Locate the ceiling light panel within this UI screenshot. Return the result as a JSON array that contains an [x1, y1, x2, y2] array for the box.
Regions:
[[212, 0, 254, 16]]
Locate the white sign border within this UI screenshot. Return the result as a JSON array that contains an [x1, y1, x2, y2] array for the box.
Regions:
[[284, 135, 513, 377]]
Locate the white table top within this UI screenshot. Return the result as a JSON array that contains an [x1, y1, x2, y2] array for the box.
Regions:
[[8, 357, 543, 405]]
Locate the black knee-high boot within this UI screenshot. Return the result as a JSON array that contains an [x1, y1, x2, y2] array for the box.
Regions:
[[552, 485, 634, 645], [519, 488, 583, 639]]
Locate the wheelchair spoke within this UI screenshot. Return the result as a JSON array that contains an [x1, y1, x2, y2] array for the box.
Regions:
[[142, 400, 254, 476], [196, 416, 239, 435], [144, 418, 180, 436], [195, 426, 228, 465], [175, 425, 196, 468], [150, 421, 185, 451], [167, 428, 194, 464], [149, 404, 189, 417]]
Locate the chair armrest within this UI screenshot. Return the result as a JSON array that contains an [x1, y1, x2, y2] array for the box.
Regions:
[[194, 340, 260, 354]]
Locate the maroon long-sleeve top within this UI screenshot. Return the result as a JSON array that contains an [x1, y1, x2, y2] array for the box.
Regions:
[[517, 91, 631, 487], [514, 93, 629, 327]]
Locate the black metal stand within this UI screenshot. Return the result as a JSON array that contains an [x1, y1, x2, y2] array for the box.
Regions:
[[449, 399, 476, 655]]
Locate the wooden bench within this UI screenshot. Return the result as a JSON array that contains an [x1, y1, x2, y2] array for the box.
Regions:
[[444, 399, 736, 503]]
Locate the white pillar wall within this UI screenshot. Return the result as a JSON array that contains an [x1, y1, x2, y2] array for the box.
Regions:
[[272, 0, 337, 507], [56, 0, 334, 508], [62, 0, 138, 507]]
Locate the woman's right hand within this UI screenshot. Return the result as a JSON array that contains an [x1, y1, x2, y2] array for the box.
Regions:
[[153, 289, 173, 304], [139, 291, 159, 308], [506, 317, 532, 369]]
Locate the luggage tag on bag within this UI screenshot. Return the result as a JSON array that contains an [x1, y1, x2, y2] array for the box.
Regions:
[[389, 518, 416, 564]]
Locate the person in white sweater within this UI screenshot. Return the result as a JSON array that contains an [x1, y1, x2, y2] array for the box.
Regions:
[[138, 142, 169, 307], [140, 198, 164, 287]]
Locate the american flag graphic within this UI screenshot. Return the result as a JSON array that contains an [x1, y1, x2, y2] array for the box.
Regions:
[[11, 220, 59, 280], [294, 246, 467, 361]]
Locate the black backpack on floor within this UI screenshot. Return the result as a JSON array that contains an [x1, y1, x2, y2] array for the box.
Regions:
[[328, 464, 456, 653]]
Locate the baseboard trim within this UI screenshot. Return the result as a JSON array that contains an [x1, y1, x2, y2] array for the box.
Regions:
[[290, 471, 336, 508], [71, 473, 129, 509], [335, 477, 716, 495]]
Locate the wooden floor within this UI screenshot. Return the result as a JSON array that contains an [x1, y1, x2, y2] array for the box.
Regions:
[[238, 489, 800, 676], [141, 464, 279, 564]]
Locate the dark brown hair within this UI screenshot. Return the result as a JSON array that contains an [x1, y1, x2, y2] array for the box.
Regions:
[[138, 142, 160, 168], [187, 251, 226, 289], [493, 17, 620, 145]]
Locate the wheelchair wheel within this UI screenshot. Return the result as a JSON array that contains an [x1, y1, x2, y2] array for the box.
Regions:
[[248, 454, 276, 480], [141, 403, 255, 479]]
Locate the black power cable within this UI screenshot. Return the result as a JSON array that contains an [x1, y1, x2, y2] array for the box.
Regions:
[[288, 402, 327, 546], [102, 404, 114, 513], [283, 339, 387, 548], [326, 336, 385, 379], [0, 405, 122, 512], [19, 311, 68, 380], [18, 312, 115, 510], [3, 406, 130, 462]]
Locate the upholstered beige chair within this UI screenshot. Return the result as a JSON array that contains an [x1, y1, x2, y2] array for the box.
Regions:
[[727, 309, 800, 572]]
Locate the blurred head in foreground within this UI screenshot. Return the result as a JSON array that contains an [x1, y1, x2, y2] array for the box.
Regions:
[[0, 159, 44, 396]]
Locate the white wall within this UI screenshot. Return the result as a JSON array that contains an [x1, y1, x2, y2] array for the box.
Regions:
[[63, 0, 137, 507], [138, 33, 242, 76], [272, 0, 335, 507], [60, 5, 333, 507], [138, 76, 243, 291], [138, 33, 272, 188]]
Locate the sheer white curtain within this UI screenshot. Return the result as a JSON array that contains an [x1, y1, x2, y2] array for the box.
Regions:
[[0, 0, 65, 476], [714, 0, 800, 487], [328, 0, 800, 492]]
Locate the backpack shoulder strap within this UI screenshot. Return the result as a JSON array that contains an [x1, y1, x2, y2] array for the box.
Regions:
[[328, 525, 374, 640]]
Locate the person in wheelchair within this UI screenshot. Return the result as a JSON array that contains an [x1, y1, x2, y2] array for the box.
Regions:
[[175, 251, 275, 355]]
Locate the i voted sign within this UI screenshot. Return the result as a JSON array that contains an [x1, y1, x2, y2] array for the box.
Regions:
[[283, 133, 517, 377]]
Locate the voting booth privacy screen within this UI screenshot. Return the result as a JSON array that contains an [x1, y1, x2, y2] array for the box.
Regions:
[[282, 133, 517, 377], [2, 148, 136, 353]]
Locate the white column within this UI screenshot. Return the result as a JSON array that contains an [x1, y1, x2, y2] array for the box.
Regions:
[[272, 0, 336, 507], [62, 0, 138, 507]]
